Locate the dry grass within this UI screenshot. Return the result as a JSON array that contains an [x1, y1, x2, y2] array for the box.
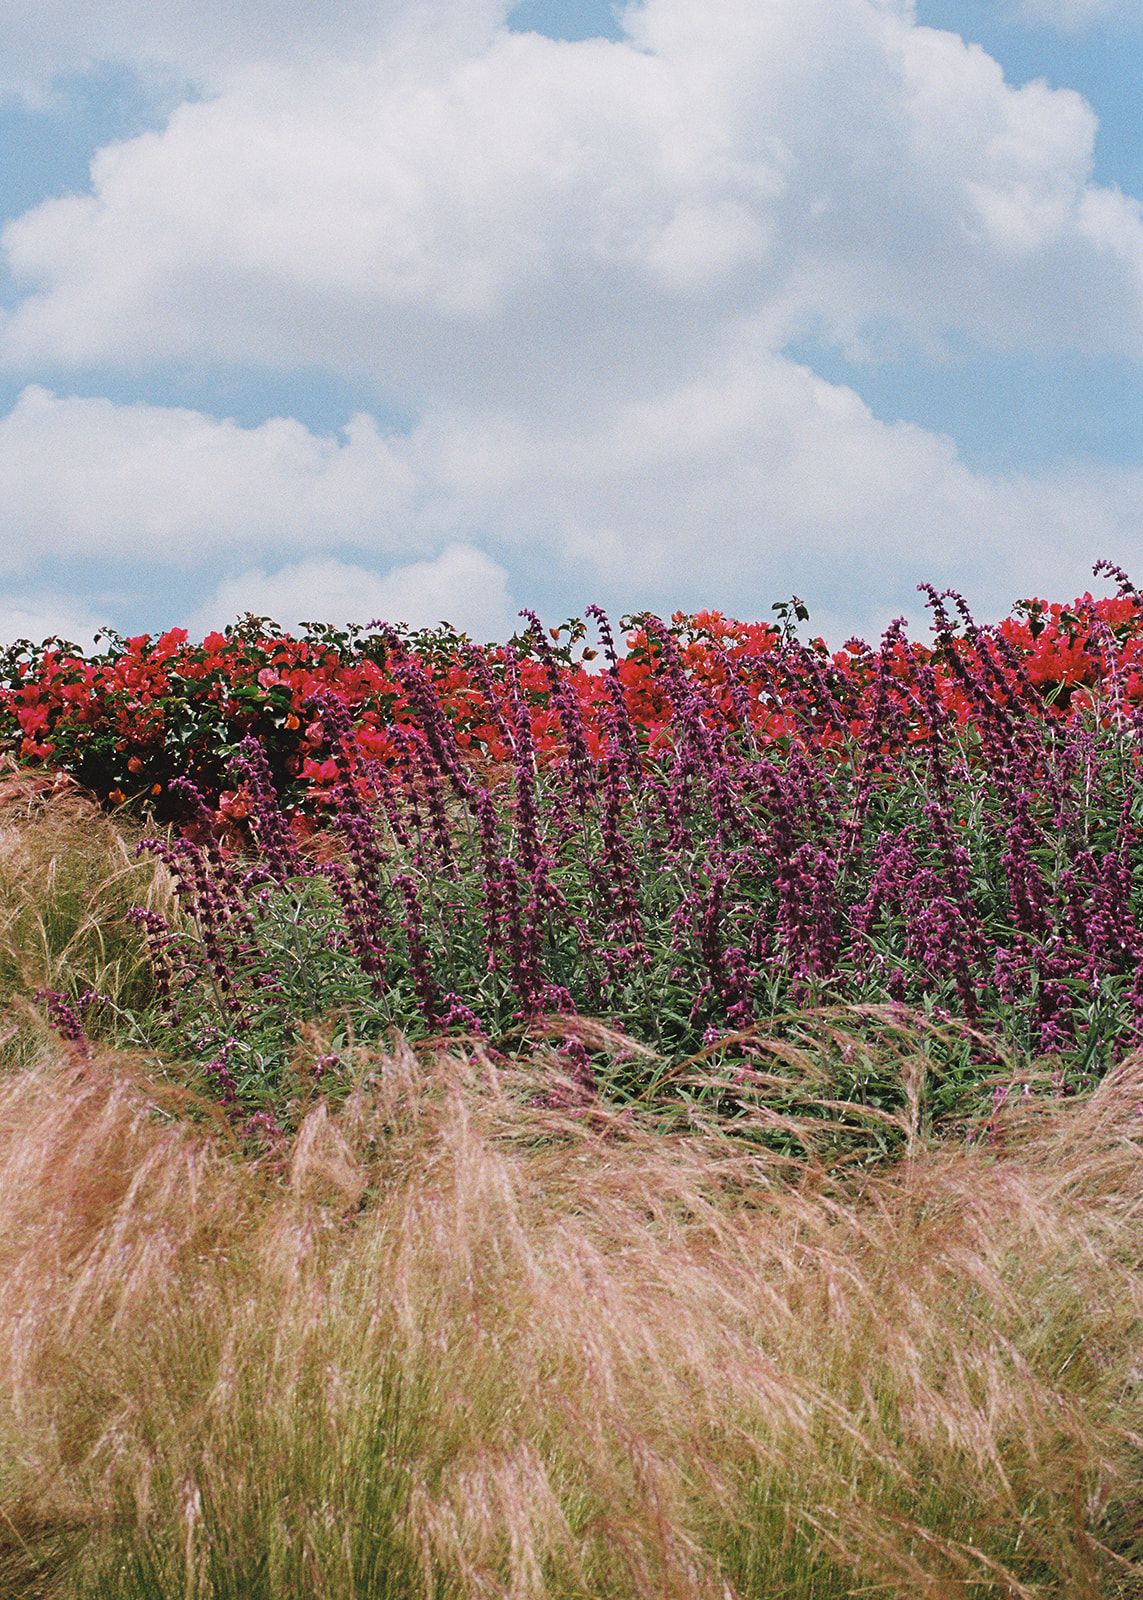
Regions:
[[0, 1034, 1138, 1599], [0, 783, 1138, 1597], [0, 765, 170, 1063]]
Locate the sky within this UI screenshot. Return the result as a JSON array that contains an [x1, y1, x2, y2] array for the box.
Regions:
[[0, 0, 1139, 648]]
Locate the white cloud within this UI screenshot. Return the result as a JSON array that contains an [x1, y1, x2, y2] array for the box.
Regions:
[[0, 386, 418, 569], [0, 593, 104, 650], [0, 0, 511, 98], [1014, 0, 1143, 29], [0, 351, 1139, 640], [406, 345, 1143, 632], [185, 546, 516, 640], [2, 0, 1140, 391], [0, 0, 1139, 640]]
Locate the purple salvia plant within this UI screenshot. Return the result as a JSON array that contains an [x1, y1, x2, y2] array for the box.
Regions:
[[520, 610, 597, 816], [461, 641, 516, 756], [586, 604, 644, 787], [35, 987, 105, 1059], [316, 859, 389, 994], [371, 627, 476, 807], [229, 737, 306, 883], [503, 647, 544, 879], [392, 871, 441, 1026]]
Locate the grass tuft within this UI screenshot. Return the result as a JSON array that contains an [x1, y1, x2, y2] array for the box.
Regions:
[[0, 765, 171, 1067], [0, 1040, 1138, 1597]]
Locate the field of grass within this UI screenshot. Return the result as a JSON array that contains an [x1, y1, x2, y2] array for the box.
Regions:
[[2, 578, 1143, 1597], [2, 1027, 1141, 1597], [0, 776, 1139, 1597]]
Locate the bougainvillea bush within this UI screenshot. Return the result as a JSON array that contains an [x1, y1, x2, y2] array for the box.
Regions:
[[6, 561, 1143, 1122], [4, 564, 1142, 816]]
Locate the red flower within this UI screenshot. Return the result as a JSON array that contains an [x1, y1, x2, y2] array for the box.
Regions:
[[16, 703, 49, 736], [299, 757, 340, 786]]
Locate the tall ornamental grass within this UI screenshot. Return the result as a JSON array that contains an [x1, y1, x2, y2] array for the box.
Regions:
[[0, 765, 168, 1070], [0, 1038, 1139, 1599]]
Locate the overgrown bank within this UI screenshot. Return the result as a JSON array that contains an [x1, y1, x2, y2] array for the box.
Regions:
[[0, 1043, 1140, 1599], [0, 571, 1141, 1596]]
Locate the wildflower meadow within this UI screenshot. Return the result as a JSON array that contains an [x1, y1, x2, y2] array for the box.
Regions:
[[4, 561, 1143, 1120], [0, 563, 1140, 1597]]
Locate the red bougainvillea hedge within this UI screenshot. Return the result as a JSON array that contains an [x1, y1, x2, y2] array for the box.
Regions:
[[2, 567, 1141, 823]]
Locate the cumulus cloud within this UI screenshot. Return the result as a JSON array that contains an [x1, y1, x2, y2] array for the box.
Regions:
[[406, 345, 1143, 632], [0, 592, 104, 650], [0, 354, 1139, 640], [0, 0, 1139, 639], [0, 0, 511, 98], [0, 386, 418, 569], [185, 546, 516, 640], [1014, 0, 1143, 29], [3, 0, 1141, 390]]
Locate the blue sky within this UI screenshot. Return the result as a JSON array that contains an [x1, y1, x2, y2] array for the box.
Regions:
[[0, 0, 1139, 646]]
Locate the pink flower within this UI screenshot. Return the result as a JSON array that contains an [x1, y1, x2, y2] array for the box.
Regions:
[[299, 757, 339, 786]]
